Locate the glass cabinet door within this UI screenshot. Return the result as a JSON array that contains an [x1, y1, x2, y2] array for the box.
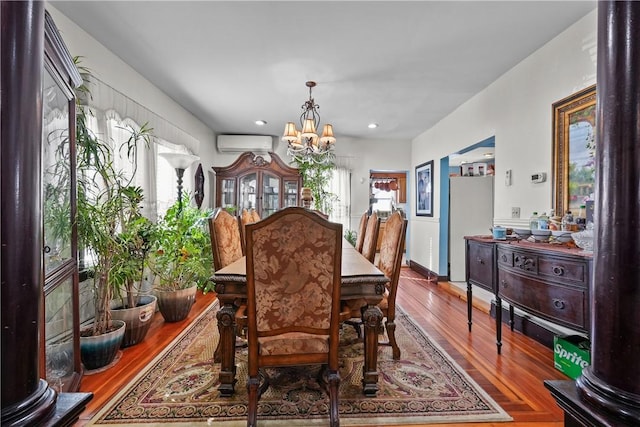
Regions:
[[42, 69, 73, 275], [220, 178, 236, 209], [44, 276, 76, 392], [283, 180, 299, 208], [262, 172, 280, 218], [240, 173, 257, 211]]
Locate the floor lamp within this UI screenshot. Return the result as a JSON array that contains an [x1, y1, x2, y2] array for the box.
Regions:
[[159, 152, 199, 214]]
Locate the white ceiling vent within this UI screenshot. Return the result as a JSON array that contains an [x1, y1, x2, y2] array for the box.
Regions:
[[216, 134, 273, 153]]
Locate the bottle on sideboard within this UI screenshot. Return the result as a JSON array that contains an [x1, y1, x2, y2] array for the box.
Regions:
[[562, 211, 574, 231], [529, 212, 539, 230], [538, 212, 549, 230]]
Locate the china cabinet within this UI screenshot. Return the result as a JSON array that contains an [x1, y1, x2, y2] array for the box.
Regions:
[[213, 152, 302, 218], [2, 4, 91, 426], [41, 9, 84, 394]]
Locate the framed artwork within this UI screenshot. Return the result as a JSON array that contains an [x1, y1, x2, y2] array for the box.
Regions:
[[552, 85, 596, 216], [416, 160, 434, 216]]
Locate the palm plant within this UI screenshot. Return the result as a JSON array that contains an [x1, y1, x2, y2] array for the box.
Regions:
[[75, 60, 154, 336]]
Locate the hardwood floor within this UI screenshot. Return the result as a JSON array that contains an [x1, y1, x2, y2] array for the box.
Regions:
[[75, 267, 567, 426]]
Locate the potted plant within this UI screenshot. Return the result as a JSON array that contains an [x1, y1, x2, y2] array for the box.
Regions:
[[148, 194, 213, 322], [75, 61, 155, 368], [108, 187, 158, 348], [292, 157, 337, 214]]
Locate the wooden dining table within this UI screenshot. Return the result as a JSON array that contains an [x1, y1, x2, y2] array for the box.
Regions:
[[211, 239, 389, 398]]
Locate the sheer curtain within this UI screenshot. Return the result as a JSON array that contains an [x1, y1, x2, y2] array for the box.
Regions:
[[82, 76, 200, 221], [328, 167, 351, 231]]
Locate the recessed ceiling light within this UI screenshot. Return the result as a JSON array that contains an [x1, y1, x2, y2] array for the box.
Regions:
[[255, 120, 267, 126], [484, 152, 494, 158], [368, 123, 378, 129]]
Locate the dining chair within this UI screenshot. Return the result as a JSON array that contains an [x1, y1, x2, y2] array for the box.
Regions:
[[341, 211, 407, 359], [208, 208, 247, 355], [209, 208, 243, 270], [361, 211, 380, 263], [374, 211, 408, 359], [240, 208, 261, 253], [354, 211, 368, 253], [245, 207, 342, 427]]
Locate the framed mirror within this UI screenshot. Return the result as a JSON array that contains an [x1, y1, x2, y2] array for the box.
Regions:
[[552, 85, 596, 216]]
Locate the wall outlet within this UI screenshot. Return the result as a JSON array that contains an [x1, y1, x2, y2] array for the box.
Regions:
[[511, 207, 521, 218]]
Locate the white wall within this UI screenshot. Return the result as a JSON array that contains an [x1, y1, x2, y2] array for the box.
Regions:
[[334, 137, 412, 230], [410, 10, 597, 275]]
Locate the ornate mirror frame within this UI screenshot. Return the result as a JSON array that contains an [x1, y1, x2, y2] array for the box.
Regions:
[[552, 85, 596, 216]]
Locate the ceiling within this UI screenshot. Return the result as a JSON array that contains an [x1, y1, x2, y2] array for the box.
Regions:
[[51, 1, 595, 144]]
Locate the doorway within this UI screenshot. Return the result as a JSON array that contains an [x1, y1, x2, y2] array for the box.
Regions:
[[438, 136, 495, 280]]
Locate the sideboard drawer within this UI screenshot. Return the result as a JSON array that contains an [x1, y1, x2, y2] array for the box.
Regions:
[[498, 270, 587, 331], [537, 257, 587, 285]]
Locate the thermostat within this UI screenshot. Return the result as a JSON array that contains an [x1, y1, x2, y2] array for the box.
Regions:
[[531, 172, 546, 183]]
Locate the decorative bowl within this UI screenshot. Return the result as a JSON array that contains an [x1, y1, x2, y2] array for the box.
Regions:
[[513, 228, 532, 239], [531, 229, 551, 242], [571, 229, 594, 251], [551, 230, 573, 243]]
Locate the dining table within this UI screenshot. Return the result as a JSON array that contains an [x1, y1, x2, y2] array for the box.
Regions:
[[211, 239, 389, 398]]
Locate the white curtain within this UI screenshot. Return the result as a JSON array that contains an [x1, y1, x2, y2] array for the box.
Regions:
[[81, 78, 199, 221], [328, 167, 351, 231], [84, 75, 200, 153]]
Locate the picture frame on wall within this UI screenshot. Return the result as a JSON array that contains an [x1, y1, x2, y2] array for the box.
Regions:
[[552, 84, 596, 216], [416, 160, 434, 217]]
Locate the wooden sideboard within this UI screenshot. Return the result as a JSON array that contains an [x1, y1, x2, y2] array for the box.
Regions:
[[465, 236, 592, 354], [464, 236, 497, 323]]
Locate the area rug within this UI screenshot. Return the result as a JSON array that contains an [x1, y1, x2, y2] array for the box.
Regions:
[[89, 300, 511, 426]]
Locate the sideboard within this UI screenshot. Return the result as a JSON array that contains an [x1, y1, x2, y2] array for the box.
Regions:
[[465, 236, 592, 354]]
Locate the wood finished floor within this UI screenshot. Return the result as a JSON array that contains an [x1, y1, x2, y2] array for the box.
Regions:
[[75, 267, 567, 426]]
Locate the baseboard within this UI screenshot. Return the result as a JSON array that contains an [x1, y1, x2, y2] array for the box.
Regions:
[[408, 260, 442, 282]]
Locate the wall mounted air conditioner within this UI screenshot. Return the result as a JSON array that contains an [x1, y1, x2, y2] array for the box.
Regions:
[[216, 134, 273, 153]]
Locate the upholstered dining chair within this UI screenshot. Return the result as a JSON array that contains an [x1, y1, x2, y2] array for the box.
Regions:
[[374, 211, 408, 359], [354, 211, 368, 253], [341, 211, 407, 359], [209, 208, 243, 270], [208, 208, 247, 355], [245, 207, 342, 427], [240, 208, 261, 253], [361, 211, 380, 263]]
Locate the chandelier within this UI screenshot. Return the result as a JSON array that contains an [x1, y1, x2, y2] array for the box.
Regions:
[[282, 81, 336, 164]]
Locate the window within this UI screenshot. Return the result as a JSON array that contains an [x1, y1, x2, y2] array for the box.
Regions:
[[328, 167, 351, 231], [155, 141, 194, 218]]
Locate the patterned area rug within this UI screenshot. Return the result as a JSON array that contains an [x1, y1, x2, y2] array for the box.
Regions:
[[89, 300, 511, 426]]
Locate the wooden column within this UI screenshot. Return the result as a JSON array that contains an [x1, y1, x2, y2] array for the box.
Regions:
[[577, 0, 640, 419], [0, 1, 57, 425], [546, 1, 640, 425]]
